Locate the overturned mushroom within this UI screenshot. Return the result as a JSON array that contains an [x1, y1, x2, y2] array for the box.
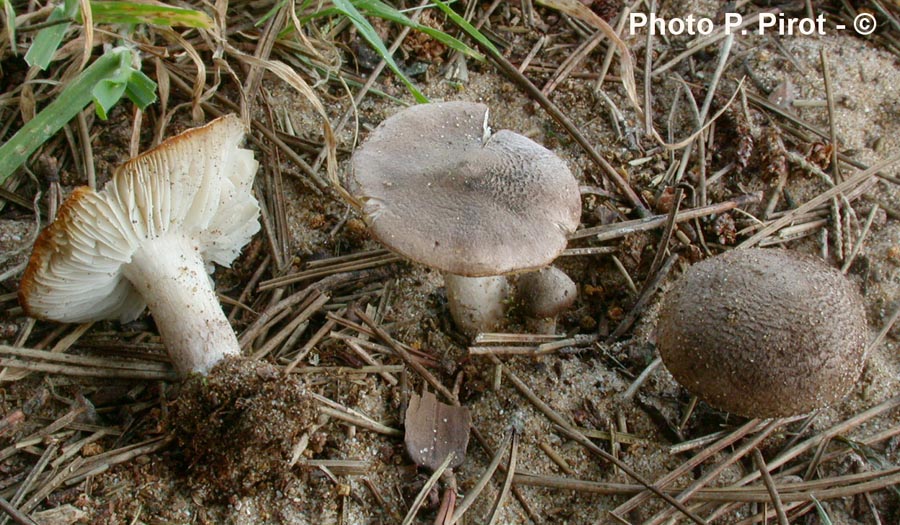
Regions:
[[657, 248, 867, 418], [19, 115, 259, 376], [349, 101, 580, 334], [516, 266, 577, 334]]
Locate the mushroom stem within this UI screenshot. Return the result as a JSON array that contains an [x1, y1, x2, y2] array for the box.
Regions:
[[123, 235, 239, 376], [443, 273, 510, 335], [528, 317, 558, 335]]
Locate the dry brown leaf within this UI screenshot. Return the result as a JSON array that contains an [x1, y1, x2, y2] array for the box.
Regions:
[[404, 390, 470, 471]]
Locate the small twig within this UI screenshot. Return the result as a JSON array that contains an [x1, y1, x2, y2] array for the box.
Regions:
[[0, 496, 38, 525], [570, 193, 761, 241], [608, 254, 678, 341], [756, 448, 795, 525], [622, 356, 661, 400]]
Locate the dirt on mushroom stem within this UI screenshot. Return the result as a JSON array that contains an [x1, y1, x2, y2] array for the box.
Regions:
[[172, 357, 318, 497]]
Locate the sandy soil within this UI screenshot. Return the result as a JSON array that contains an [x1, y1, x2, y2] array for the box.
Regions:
[[2, 1, 900, 524]]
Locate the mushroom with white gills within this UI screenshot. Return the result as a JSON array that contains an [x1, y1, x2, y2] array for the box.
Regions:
[[19, 114, 260, 377], [350, 101, 581, 334], [516, 266, 577, 334]]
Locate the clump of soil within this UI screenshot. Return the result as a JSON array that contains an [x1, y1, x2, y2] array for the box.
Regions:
[[172, 358, 318, 497]]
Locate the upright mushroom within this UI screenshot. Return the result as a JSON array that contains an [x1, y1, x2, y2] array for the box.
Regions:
[[657, 248, 867, 418], [516, 266, 577, 334], [19, 114, 259, 376], [349, 101, 581, 334]]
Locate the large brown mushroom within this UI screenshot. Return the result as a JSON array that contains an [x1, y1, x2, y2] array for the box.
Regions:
[[349, 101, 581, 334], [656, 248, 867, 418]]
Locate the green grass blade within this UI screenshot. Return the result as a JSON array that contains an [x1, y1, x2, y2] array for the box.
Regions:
[[92, 51, 157, 119], [24, 4, 76, 69], [2, 0, 16, 56], [124, 69, 158, 109], [351, 0, 483, 61], [93, 78, 127, 120], [84, 1, 213, 28], [255, 0, 289, 27], [810, 496, 834, 525], [331, 0, 427, 103], [0, 48, 146, 183], [430, 0, 499, 57]]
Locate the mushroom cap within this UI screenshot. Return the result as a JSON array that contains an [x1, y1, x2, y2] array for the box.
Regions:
[[517, 267, 577, 318], [19, 114, 260, 323], [657, 248, 867, 418], [349, 101, 581, 277]]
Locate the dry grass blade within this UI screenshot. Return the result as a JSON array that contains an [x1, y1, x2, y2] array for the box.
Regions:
[[0, 322, 93, 382], [259, 253, 400, 291], [0, 358, 178, 381], [643, 419, 792, 525], [485, 431, 518, 525], [535, 0, 639, 117], [3, 443, 57, 525], [0, 345, 172, 372], [842, 204, 880, 273], [449, 433, 512, 524], [1, 406, 85, 463], [612, 417, 761, 518], [622, 356, 661, 400], [512, 467, 900, 502], [313, 393, 401, 437], [867, 300, 900, 355], [607, 253, 677, 340], [250, 292, 329, 359], [297, 459, 369, 476], [698, 396, 900, 521], [353, 307, 455, 403], [647, 187, 683, 276], [740, 155, 900, 248]]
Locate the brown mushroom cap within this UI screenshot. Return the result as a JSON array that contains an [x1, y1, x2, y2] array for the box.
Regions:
[[350, 101, 581, 277], [657, 248, 867, 418], [517, 267, 577, 318]]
